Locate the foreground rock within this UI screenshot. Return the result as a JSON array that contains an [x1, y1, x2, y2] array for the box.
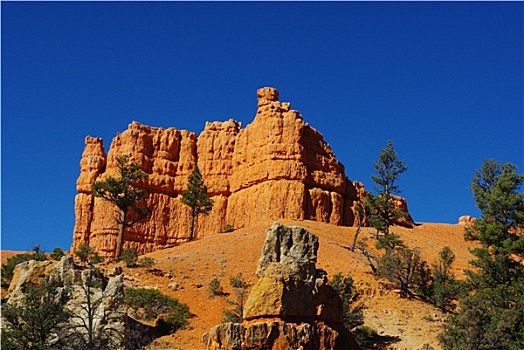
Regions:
[[203, 222, 360, 350], [72, 87, 415, 257], [2, 257, 157, 349]]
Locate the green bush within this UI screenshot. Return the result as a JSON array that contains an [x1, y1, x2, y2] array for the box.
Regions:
[[330, 272, 364, 330], [208, 277, 223, 297], [74, 243, 94, 263], [90, 251, 105, 264], [74, 243, 105, 264], [223, 224, 234, 233], [50, 247, 65, 261], [139, 256, 155, 268], [222, 273, 248, 323], [120, 248, 138, 267], [352, 325, 378, 346], [1, 252, 48, 288], [1, 279, 71, 349], [124, 287, 190, 331]]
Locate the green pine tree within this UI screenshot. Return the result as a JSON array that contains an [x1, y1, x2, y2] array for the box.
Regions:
[[1, 280, 71, 350], [93, 155, 151, 259], [366, 141, 408, 236], [181, 165, 213, 241], [439, 160, 524, 349]]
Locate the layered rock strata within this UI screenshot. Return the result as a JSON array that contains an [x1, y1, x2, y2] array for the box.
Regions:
[[203, 222, 360, 350], [72, 87, 414, 257]]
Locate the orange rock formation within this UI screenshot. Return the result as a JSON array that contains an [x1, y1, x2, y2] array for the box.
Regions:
[[71, 87, 414, 257]]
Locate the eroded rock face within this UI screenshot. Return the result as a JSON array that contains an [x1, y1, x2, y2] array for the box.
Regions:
[[4, 256, 128, 349], [72, 87, 413, 257], [203, 223, 360, 350]]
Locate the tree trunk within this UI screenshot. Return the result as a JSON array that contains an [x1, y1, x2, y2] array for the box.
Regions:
[[115, 209, 125, 259], [351, 210, 362, 252], [189, 207, 196, 241]]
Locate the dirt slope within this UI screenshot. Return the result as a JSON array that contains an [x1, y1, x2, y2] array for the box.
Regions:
[[106, 219, 474, 350]]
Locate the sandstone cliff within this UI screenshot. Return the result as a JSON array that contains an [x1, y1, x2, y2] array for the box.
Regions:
[[72, 87, 414, 257]]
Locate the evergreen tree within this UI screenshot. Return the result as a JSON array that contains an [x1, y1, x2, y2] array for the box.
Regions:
[[93, 155, 150, 259], [430, 246, 459, 312], [1, 281, 71, 350], [330, 272, 365, 330], [439, 160, 524, 349], [366, 141, 408, 235], [181, 165, 213, 240]]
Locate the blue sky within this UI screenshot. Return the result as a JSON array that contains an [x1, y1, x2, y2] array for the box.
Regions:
[[2, 2, 523, 252]]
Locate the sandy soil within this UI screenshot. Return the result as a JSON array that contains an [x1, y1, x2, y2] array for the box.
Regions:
[[97, 219, 474, 350], [1, 220, 474, 349]]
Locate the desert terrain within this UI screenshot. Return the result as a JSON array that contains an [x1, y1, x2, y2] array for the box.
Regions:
[[85, 219, 474, 350]]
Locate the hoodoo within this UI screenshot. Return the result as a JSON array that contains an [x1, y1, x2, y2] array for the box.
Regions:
[[71, 87, 414, 257]]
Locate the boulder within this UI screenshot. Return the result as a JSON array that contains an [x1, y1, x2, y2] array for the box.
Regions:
[[203, 223, 360, 350], [458, 215, 476, 226]]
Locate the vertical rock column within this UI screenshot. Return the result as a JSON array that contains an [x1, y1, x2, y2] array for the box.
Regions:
[[71, 136, 106, 253]]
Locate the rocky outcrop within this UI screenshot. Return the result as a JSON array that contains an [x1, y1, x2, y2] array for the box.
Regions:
[[3, 257, 128, 349], [203, 222, 360, 350], [458, 215, 476, 226], [72, 87, 414, 257]]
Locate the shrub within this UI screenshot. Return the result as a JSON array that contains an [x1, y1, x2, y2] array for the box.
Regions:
[[208, 277, 223, 297], [74, 243, 105, 264], [1, 252, 48, 288], [139, 256, 155, 268], [223, 224, 234, 233], [124, 287, 190, 331], [352, 325, 378, 346], [120, 248, 138, 267], [376, 246, 429, 296], [50, 247, 65, 261], [90, 251, 105, 264], [1, 280, 71, 349], [222, 273, 248, 323], [74, 243, 94, 263], [330, 272, 364, 329], [429, 246, 459, 312]]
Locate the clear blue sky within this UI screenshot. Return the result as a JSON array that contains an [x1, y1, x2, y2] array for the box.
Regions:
[[2, 2, 523, 252]]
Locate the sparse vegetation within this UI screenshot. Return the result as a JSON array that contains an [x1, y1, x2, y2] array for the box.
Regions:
[[139, 256, 155, 268], [1, 280, 71, 349], [124, 287, 190, 332], [74, 243, 94, 263], [207, 277, 223, 297], [352, 325, 378, 346], [329, 272, 364, 330], [90, 251, 105, 264], [50, 247, 65, 261], [223, 273, 248, 323], [120, 248, 138, 267], [1, 251, 48, 288], [74, 243, 105, 264], [223, 224, 235, 233], [376, 245, 429, 296]]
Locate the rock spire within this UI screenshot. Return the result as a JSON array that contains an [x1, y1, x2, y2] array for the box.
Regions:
[[72, 87, 414, 257]]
